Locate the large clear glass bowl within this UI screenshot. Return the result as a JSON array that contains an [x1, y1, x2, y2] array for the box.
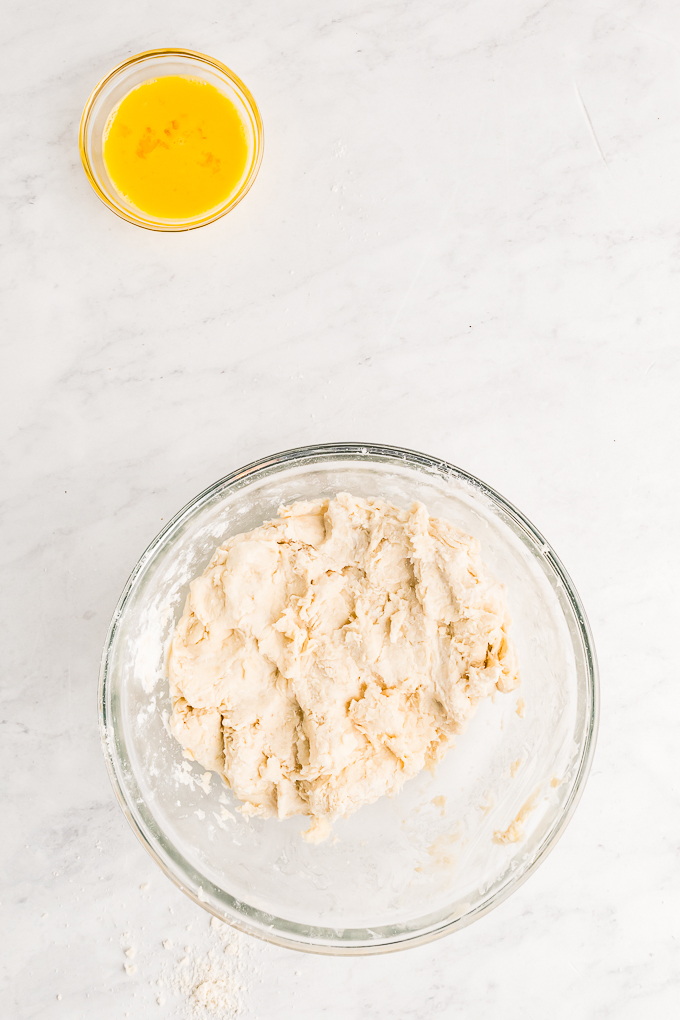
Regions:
[[99, 443, 598, 954]]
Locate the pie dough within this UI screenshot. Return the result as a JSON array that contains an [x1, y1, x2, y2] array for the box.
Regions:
[[168, 493, 520, 841]]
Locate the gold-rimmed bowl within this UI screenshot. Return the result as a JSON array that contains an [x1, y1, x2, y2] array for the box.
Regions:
[[79, 48, 263, 231]]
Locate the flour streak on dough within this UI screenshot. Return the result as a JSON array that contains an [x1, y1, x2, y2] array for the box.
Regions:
[[168, 493, 520, 841]]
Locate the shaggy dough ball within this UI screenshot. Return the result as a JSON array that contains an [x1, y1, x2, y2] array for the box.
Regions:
[[168, 493, 519, 841]]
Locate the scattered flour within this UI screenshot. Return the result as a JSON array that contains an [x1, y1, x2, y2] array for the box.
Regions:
[[120, 907, 253, 1017], [158, 916, 249, 1018]]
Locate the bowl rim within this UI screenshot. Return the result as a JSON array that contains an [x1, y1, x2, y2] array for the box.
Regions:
[[98, 441, 599, 954], [79, 47, 264, 232]]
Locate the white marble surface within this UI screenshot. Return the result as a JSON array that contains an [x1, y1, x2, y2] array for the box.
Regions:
[[2, 0, 679, 1016]]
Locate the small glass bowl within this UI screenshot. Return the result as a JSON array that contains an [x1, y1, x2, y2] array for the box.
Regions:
[[79, 48, 263, 231], [99, 443, 599, 954]]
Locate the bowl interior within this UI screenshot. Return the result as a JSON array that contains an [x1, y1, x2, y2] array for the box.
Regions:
[[81, 50, 262, 230], [102, 447, 596, 952]]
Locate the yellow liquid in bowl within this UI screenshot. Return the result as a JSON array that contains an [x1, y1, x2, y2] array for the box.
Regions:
[[103, 75, 248, 220]]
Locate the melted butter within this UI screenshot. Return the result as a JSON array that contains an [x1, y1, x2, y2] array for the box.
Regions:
[[103, 75, 248, 219]]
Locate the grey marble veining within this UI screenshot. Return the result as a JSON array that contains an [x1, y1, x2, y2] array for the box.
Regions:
[[2, 0, 679, 1017]]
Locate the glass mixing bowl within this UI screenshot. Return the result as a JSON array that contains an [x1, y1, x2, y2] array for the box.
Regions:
[[79, 48, 263, 231], [99, 443, 598, 954]]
